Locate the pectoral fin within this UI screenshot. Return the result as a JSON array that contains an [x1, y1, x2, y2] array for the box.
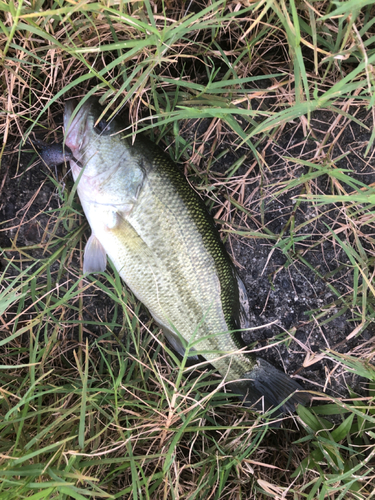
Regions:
[[83, 234, 107, 274]]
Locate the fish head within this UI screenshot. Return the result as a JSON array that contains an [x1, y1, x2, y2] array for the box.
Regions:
[[63, 98, 120, 177], [63, 97, 145, 211]]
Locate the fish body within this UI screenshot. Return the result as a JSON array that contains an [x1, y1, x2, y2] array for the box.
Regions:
[[59, 98, 308, 413]]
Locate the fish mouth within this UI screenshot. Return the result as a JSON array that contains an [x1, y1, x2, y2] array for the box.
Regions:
[[64, 98, 96, 154]]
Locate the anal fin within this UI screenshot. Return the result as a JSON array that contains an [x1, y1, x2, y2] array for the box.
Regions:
[[162, 325, 200, 362]]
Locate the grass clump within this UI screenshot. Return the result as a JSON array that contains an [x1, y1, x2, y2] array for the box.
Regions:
[[1, 0, 375, 498]]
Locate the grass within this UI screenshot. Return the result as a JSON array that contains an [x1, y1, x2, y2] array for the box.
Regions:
[[1, 0, 375, 498]]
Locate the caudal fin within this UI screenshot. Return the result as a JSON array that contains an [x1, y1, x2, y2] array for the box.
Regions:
[[230, 358, 310, 415]]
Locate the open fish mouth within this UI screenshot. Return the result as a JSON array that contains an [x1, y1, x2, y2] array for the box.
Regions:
[[64, 98, 95, 154]]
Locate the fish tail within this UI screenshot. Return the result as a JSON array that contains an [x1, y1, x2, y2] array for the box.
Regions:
[[230, 358, 310, 414]]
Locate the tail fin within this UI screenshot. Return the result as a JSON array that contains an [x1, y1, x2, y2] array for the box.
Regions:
[[230, 358, 310, 415]]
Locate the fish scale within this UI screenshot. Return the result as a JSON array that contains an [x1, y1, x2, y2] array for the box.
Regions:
[[40, 97, 310, 415]]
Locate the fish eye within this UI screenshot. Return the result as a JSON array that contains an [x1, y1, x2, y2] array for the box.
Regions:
[[94, 118, 111, 135]]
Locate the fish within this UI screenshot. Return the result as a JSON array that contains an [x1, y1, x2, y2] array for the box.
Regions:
[[44, 97, 310, 414]]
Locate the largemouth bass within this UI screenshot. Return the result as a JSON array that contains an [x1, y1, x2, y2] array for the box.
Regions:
[[47, 98, 309, 414]]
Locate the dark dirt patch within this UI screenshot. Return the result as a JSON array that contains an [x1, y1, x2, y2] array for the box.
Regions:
[[221, 109, 375, 402]]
